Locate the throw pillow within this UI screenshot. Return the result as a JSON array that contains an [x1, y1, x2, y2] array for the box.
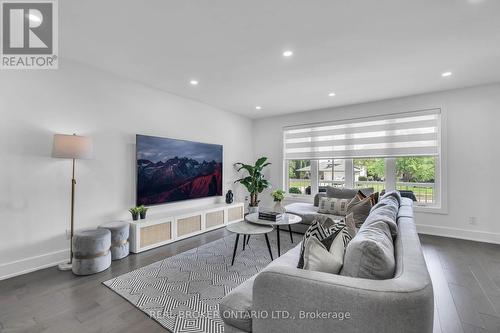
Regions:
[[297, 219, 332, 269], [355, 190, 379, 205], [313, 192, 326, 207], [303, 228, 351, 274], [340, 220, 395, 280], [344, 212, 357, 238], [318, 197, 351, 216], [380, 190, 402, 205], [326, 186, 374, 200], [365, 204, 398, 237], [346, 193, 374, 227], [297, 218, 344, 269]]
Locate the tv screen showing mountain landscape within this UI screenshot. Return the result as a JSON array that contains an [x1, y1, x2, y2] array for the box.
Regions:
[[136, 135, 223, 206]]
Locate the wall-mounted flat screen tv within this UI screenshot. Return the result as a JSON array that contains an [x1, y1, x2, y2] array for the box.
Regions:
[[136, 134, 223, 206]]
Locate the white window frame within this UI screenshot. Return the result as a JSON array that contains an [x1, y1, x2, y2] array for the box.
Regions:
[[283, 108, 447, 214]]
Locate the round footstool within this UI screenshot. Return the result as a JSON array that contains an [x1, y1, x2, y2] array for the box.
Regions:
[[98, 222, 130, 260], [72, 229, 111, 276]]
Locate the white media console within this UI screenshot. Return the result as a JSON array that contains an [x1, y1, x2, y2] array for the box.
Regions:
[[125, 202, 245, 253]]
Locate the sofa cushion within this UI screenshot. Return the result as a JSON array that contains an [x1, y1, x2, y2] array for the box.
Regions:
[[220, 245, 301, 332], [355, 190, 379, 205], [313, 193, 326, 207], [371, 194, 399, 212], [318, 197, 350, 216], [303, 228, 350, 274], [344, 212, 357, 238], [364, 206, 398, 237], [379, 190, 402, 206], [346, 194, 374, 227], [219, 275, 256, 332], [340, 220, 395, 279], [285, 202, 343, 225], [297, 219, 335, 269], [367, 195, 399, 237], [326, 186, 373, 199], [397, 198, 414, 219]]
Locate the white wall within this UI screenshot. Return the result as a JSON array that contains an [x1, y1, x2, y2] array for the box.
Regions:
[[254, 83, 500, 244], [0, 60, 254, 279]]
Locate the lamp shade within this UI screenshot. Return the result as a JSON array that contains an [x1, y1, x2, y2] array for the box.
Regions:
[[52, 134, 93, 159]]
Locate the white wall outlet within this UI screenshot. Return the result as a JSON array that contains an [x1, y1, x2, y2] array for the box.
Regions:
[[468, 217, 477, 225]]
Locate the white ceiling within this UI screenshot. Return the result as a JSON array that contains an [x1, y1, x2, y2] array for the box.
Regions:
[[61, 0, 500, 118]]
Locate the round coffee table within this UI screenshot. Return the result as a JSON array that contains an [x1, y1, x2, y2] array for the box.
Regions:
[[245, 213, 302, 257], [226, 221, 274, 265]]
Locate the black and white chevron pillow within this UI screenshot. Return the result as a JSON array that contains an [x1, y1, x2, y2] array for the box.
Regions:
[[297, 218, 344, 268]]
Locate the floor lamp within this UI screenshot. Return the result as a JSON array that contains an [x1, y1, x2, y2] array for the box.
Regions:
[[52, 133, 93, 271]]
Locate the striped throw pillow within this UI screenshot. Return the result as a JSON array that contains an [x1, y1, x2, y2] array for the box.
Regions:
[[297, 219, 345, 269], [318, 197, 351, 216]]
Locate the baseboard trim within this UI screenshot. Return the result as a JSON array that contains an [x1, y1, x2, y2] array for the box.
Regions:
[[417, 224, 500, 245], [0, 249, 68, 281]]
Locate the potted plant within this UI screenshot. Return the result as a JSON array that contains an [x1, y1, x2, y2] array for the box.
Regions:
[[234, 157, 271, 214], [138, 205, 148, 219], [271, 189, 286, 213], [129, 207, 140, 221]]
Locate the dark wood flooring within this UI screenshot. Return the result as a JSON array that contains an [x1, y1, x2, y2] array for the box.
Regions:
[[1, 229, 500, 333]]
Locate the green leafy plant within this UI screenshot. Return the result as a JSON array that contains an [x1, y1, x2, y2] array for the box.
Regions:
[[234, 157, 271, 207], [271, 189, 286, 202], [288, 187, 302, 194], [129, 206, 140, 220], [137, 205, 148, 214], [137, 205, 149, 219], [129, 207, 140, 214]]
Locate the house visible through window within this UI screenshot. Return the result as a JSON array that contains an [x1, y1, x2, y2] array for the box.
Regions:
[[284, 109, 442, 208]]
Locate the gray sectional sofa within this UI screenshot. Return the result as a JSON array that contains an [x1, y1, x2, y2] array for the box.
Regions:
[[220, 198, 434, 333], [284, 188, 374, 233]]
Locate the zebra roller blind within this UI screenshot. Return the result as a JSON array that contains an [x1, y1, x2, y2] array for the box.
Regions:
[[283, 109, 441, 160]]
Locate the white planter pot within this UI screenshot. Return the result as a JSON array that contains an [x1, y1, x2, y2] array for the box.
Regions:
[[248, 206, 259, 214], [273, 201, 285, 213]]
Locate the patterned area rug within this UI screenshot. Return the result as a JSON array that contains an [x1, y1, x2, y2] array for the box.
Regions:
[[103, 231, 296, 333]]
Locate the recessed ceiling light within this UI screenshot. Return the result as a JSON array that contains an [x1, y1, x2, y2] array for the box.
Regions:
[[328, 92, 336, 97], [441, 72, 452, 77], [282, 50, 293, 57], [255, 106, 262, 110], [189, 80, 199, 85]]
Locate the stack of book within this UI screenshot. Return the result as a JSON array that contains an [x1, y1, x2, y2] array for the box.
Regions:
[[258, 211, 283, 222]]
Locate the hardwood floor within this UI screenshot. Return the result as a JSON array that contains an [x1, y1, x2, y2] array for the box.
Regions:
[[1, 230, 500, 332], [422, 235, 500, 333]]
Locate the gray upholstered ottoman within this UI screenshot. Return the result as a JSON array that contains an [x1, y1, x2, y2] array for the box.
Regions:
[[98, 222, 130, 260], [72, 229, 111, 276]]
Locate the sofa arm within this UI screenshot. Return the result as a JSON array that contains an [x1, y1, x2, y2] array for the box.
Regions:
[[252, 266, 433, 333]]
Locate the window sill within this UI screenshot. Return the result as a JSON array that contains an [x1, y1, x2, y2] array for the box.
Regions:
[[413, 205, 448, 215]]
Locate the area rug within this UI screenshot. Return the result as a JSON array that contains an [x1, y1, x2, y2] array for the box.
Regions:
[[103, 232, 296, 333]]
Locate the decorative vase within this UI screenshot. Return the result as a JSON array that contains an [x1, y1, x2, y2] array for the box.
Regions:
[[140, 211, 147, 219], [225, 190, 234, 204], [273, 201, 285, 213], [248, 206, 259, 214], [131, 213, 138, 221]]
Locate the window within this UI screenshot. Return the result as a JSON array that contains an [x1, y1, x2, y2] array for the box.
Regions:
[[283, 109, 443, 209], [354, 158, 385, 193], [318, 159, 346, 189], [396, 156, 437, 205], [286, 159, 312, 195]]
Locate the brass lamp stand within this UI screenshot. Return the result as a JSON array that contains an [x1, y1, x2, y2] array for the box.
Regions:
[[52, 134, 93, 271]]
